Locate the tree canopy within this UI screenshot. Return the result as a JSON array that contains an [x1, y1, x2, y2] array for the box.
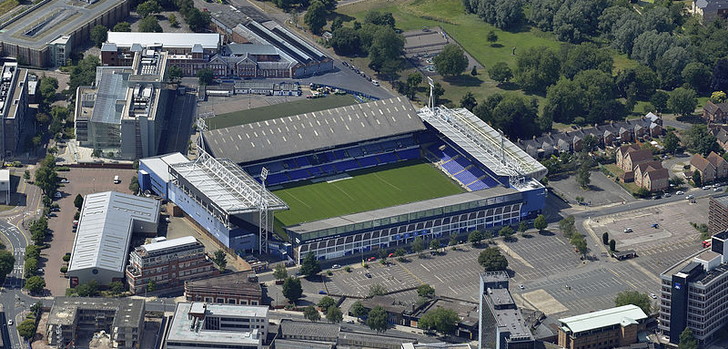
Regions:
[[90, 25, 108, 48], [282, 277, 303, 303], [417, 307, 460, 334], [614, 290, 652, 315], [478, 247, 508, 271], [433, 44, 468, 77], [300, 252, 322, 277], [0, 250, 15, 280], [514, 47, 560, 93], [139, 15, 163, 32], [304, 305, 320, 322], [366, 306, 389, 332], [25, 276, 46, 294], [685, 124, 720, 156], [304, 0, 328, 35]]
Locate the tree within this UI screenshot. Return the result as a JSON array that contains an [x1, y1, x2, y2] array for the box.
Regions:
[[25, 276, 45, 294], [25, 245, 40, 261], [559, 216, 576, 237], [429, 239, 440, 251], [364, 11, 395, 27], [602, 232, 609, 245], [139, 15, 163, 32], [631, 31, 682, 68], [412, 236, 425, 254], [147, 280, 156, 293], [650, 90, 670, 112], [367, 26, 404, 73], [614, 290, 652, 315], [366, 306, 389, 332], [417, 284, 435, 298], [515, 47, 561, 93], [282, 277, 303, 303], [185, 8, 211, 33], [468, 230, 483, 246], [0, 250, 15, 280], [460, 92, 477, 110], [71, 196, 84, 213], [667, 87, 697, 117], [560, 43, 613, 79], [434, 44, 468, 77], [449, 235, 458, 246], [679, 327, 698, 349], [576, 163, 591, 189], [304, 0, 328, 35], [90, 25, 108, 48], [518, 221, 528, 234], [304, 305, 320, 322], [432, 82, 445, 105], [534, 214, 547, 233], [609, 239, 616, 252], [17, 319, 37, 339], [129, 175, 139, 193], [110, 281, 125, 295], [478, 247, 508, 271], [136, 0, 162, 18], [471, 66, 478, 76], [23, 170, 30, 181], [34, 154, 59, 197], [711, 58, 728, 92], [330, 27, 360, 56], [69, 55, 100, 94], [76, 280, 99, 297], [39, 77, 58, 105], [196, 68, 214, 86], [693, 171, 702, 188], [488, 62, 513, 84], [300, 252, 322, 277], [167, 65, 183, 83], [655, 46, 691, 89], [318, 296, 336, 312], [466, 0, 524, 30], [487, 30, 498, 45], [212, 250, 227, 271], [417, 307, 460, 335], [330, 17, 343, 32], [682, 62, 712, 92], [405, 73, 422, 100], [498, 226, 514, 239], [113, 22, 131, 32], [663, 131, 680, 154], [394, 248, 406, 257], [685, 125, 720, 156], [473, 93, 542, 140], [273, 264, 288, 281], [351, 301, 368, 318], [369, 284, 387, 297], [711, 91, 727, 103], [168, 14, 179, 27], [326, 306, 343, 323]]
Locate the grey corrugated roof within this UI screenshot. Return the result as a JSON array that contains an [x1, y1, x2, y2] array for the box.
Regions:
[[279, 319, 339, 340], [205, 97, 425, 164], [225, 43, 279, 56], [90, 71, 128, 124]]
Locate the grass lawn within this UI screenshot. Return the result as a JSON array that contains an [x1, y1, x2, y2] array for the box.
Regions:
[[273, 160, 464, 226], [206, 94, 358, 130], [0, 0, 19, 15]]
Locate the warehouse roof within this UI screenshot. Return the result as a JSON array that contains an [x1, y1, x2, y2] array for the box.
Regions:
[[68, 192, 160, 274], [106, 32, 221, 49], [559, 305, 647, 334], [205, 97, 425, 164]]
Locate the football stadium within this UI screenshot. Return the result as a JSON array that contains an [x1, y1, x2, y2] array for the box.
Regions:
[[193, 96, 548, 264]]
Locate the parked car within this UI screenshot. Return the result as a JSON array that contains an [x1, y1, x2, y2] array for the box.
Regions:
[[623, 228, 633, 233], [714, 187, 722, 192], [676, 190, 684, 195], [703, 186, 711, 190], [331, 264, 341, 269], [686, 195, 695, 200], [7, 320, 12, 326], [650, 293, 658, 299], [365, 272, 372, 278], [54, 192, 62, 198], [367, 257, 376, 262], [318, 290, 327, 295]]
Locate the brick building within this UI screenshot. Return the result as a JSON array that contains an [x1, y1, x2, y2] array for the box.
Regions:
[[184, 271, 262, 305], [557, 305, 647, 349], [125, 236, 217, 294]]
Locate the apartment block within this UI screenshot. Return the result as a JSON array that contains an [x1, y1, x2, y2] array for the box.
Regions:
[[126, 236, 217, 294], [0, 62, 29, 159], [184, 271, 262, 305]]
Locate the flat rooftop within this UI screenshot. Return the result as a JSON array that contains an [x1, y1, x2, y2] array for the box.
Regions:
[[0, 0, 126, 49], [137, 236, 199, 254], [48, 297, 144, 328], [166, 303, 264, 345], [139, 152, 190, 184], [559, 305, 647, 334], [106, 32, 221, 49], [205, 97, 425, 164]]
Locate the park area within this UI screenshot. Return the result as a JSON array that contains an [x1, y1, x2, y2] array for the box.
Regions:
[[272, 160, 463, 226]]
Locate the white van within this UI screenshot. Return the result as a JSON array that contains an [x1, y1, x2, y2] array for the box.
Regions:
[[113, 175, 121, 184]]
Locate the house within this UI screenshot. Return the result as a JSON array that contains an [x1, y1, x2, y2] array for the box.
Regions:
[[691, 153, 718, 183], [644, 112, 663, 126], [708, 151, 728, 179], [632, 161, 669, 192], [616, 144, 642, 170], [692, 0, 728, 22], [620, 149, 653, 172], [703, 101, 728, 123]]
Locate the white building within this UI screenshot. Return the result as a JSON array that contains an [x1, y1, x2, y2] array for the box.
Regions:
[[68, 191, 160, 287], [165, 302, 268, 349], [0, 169, 9, 204]]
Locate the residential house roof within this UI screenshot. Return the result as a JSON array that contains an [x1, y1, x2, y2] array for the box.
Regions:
[[706, 151, 726, 168], [704, 101, 728, 115], [691, 154, 713, 172], [645, 168, 669, 181], [635, 161, 664, 174], [625, 149, 653, 164]]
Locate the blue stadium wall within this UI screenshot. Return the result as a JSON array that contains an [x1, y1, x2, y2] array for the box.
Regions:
[[138, 162, 168, 199]]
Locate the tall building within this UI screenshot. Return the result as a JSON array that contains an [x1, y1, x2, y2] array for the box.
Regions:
[[184, 271, 263, 306], [75, 47, 169, 160], [478, 271, 534, 349], [0, 62, 29, 159], [659, 230, 728, 346], [126, 236, 217, 294], [708, 194, 728, 234], [164, 302, 268, 349], [46, 297, 144, 349], [68, 192, 160, 287], [557, 305, 648, 349]]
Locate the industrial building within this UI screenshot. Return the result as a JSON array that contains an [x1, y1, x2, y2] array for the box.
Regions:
[[126, 236, 217, 294], [659, 230, 728, 346], [184, 271, 263, 306], [164, 302, 268, 349], [68, 191, 160, 287], [75, 47, 169, 160], [0, 0, 130, 67], [46, 297, 144, 349], [479, 271, 534, 349], [557, 305, 648, 349], [0, 62, 30, 159]]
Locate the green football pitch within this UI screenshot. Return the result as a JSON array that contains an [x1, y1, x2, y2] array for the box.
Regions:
[[272, 160, 465, 227]]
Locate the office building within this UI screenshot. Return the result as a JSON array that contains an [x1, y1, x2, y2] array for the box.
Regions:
[[557, 305, 648, 349], [46, 297, 144, 349], [659, 230, 728, 346], [184, 271, 263, 305], [0, 0, 129, 67], [164, 302, 268, 349], [479, 271, 534, 349], [101, 32, 220, 72], [68, 191, 160, 286], [708, 194, 728, 234], [75, 47, 168, 160], [0, 62, 29, 159], [0, 170, 9, 205], [126, 236, 217, 294]]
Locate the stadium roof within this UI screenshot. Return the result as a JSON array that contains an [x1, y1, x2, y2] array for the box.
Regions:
[[205, 97, 426, 164], [287, 186, 519, 236], [169, 152, 288, 215], [106, 32, 221, 49], [69, 192, 160, 274], [418, 106, 548, 180], [559, 305, 647, 334]]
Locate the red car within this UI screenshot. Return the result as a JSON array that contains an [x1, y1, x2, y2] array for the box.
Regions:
[[387, 253, 394, 258], [367, 257, 376, 262]]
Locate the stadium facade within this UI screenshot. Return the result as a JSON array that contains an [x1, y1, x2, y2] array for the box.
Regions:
[[140, 97, 547, 263]]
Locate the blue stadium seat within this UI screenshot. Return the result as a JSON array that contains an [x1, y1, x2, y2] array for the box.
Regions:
[[482, 176, 500, 187], [333, 150, 348, 160], [441, 160, 464, 174], [455, 171, 478, 185], [358, 156, 379, 168], [378, 153, 398, 164], [286, 159, 299, 169], [336, 160, 359, 171], [287, 169, 311, 181], [267, 173, 288, 185], [455, 156, 471, 168], [467, 181, 489, 191], [348, 147, 363, 158], [297, 156, 311, 167], [396, 148, 421, 161], [469, 166, 486, 178]]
